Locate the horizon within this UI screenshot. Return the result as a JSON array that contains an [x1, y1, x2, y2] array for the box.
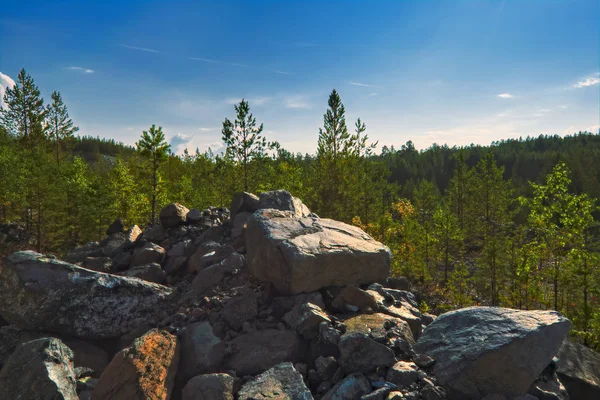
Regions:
[[1, 0, 599, 155]]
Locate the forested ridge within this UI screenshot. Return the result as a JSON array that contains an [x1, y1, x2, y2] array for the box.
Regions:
[[2, 68, 600, 350]]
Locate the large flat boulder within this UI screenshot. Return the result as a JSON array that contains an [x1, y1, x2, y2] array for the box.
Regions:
[[413, 307, 571, 400], [246, 210, 391, 294], [238, 362, 313, 400], [0, 337, 78, 400], [257, 190, 311, 218], [556, 339, 600, 399], [92, 329, 180, 400], [0, 251, 173, 339]]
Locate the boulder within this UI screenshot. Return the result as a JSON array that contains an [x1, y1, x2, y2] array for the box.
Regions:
[[271, 292, 326, 318], [556, 339, 600, 399], [188, 244, 235, 274], [112, 251, 133, 271], [343, 313, 415, 345], [186, 208, 203, 224], [257, 190, 311, 218], [413, 307, 571, 400], [367, 288, 422, 339], [246, 209, 391, 294], [386, 361, 419, 388], [231, 211, 252, 239], [106, 218, 125, 235], [331, 285, 378, 312], [82, 256, 113, 273], [322, 373, 372, 400], [0, 337, 78, 400], [65, 241, 102, 263], [315, 356, 338, 381], [338, 332, 396, 373], [226, 329, 303, 376], [92, 329, 179, 400], [119, 263, 167, 284], [190, 252, 245, 295], [223, 293, 259, 330], [61, 338, 109, 378], [160, 203, 190, 228], [131, 242, 166, 267], [283, 302, 331, 339], [182, 373, 234, 400], [230, 191, 260, 217], [178, 322, 225, 382], [0, 325, 23, 369], [0, 251, 173, 339], [238, 362, 313, 400]]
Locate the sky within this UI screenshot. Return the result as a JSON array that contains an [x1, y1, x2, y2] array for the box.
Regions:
[[0, 0, 599, 155]]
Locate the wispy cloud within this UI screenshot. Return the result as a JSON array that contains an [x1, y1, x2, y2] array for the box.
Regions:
[[0, 71, 16, 109], [224, 97, 271, 106], [368, 93, 378, 97], [199, 127, 215, 132], [497, 93, 513, 99], [349, 81, 374, 87], [573, 73, 600, 88], [189, 57, 248, 68], [274, 70, 292, 75], [66, 66, 94, 74], [284, 95, 312, 109], [121, 44, 161, 53]]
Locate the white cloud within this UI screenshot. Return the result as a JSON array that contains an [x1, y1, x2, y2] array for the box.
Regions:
[[189, 57, 248, 68], [497, 93, 513, 99], [573, 73, 600, 88], [199, 127, 215, 132], [0, 71, 15, 110], [224, 97, 271, 106], [284, 96, 311, 109], [170, 133, 193, 152], [587, 125, 600, 133], [66, 66, 94, 74], [349, 81, 373, 87], [274, 70, 292, 75], [121, 44, 161, 53]]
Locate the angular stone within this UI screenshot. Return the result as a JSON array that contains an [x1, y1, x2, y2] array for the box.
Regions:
[[106, 218, 125, 235], [232, 211, 252, 239], [178, 322, 225, 382], [226, 329, 302, 376], [223, 293, 259, 330], [413, 307, 571, 400], [186, 209, 203, 224], [332, 285, 378, 312], [61, 338, 109, 378], [132, 242, 166, 267], [343, 313, 415, 345], [0, 337, 78, 400], [246, 210, 391, 294], [92, 329, 179, 400], [191, 252, 245, 295], [556, 339, 600, 399], [238, 362, 313, 400], [0, 251, 173, 339], [322, 373, 371, 400], [66, 241, 102, 263], [339, 332, 396, 373], [367, 289, 422, 339], [316, 356, 338, 381], [119, 263, 166, 284], [284, 302, 331, 339], [386, 361, 419, 388], [230, 192, 260, 218], [82, 256, 112, 273], [182, 373, 234, 400], [257, 190, 311, 218], [160, 203, 190, 228]]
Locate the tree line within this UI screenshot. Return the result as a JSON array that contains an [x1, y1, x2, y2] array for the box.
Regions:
[[2, 68, 600, 350]]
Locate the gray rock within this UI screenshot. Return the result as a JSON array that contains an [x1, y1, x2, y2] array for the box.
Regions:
[[322, 373, 372, 400], [160, 203, 190, 228], [246, 209, 391, 294], [283, 302, 331, 339], [223, 293, 259, 330], [186, 208, 203, 224], [366, 289, 422, 339], [66, 241, 102, 263], [112, 251, 132, 271], [339, 333, 396, 373], [178, 322, 225, 382], [0, 337, 78, 400], [413, 307, 571, 400], [61, 338, 109, 378], [271, 292, 326, 318], [226, 329, 302, 376], [230, 191, 260, 218], [142, 224, 166, 242], [386, 361, 419, 388], [316, 356, 339, 381], [131, 242, 166, 267], [188, 244, 234, 274], [257, 190, 311, 218], [106, 218, 125, 235], [82, 256, 113, 273], [231, 211, 252, 239], [556, 339, 600, 400], [332, 285, 379, 312], [342, 313, 415, 345], [190, 252, 245, 295], [0, 251, 173, 339], [238, 362, 313, 400], [119, 263, 166, 284], [182, 373, 234, 400]]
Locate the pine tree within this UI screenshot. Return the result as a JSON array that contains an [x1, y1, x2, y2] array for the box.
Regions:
[[45, 91, 78, 166], [136, 125, 171, 224], [221, 99, 272, 192]]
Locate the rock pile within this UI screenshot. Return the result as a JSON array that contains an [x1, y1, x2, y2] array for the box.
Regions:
[[0, 190, 596, 400]]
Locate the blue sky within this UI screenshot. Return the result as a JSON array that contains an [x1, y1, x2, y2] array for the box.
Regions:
[[1, 0, 599, 154]]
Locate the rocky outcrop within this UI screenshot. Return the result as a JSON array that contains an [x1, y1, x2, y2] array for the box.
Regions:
[[413, 307, 571, 400], [92, 329, 180, 400], [0, 251, 173, 339], [257, 189, 312, 218], [238, 362, 313, 400], [0, 337, 78, 400], [246, 209, 391, 294], [556, 339, 600, 399]]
